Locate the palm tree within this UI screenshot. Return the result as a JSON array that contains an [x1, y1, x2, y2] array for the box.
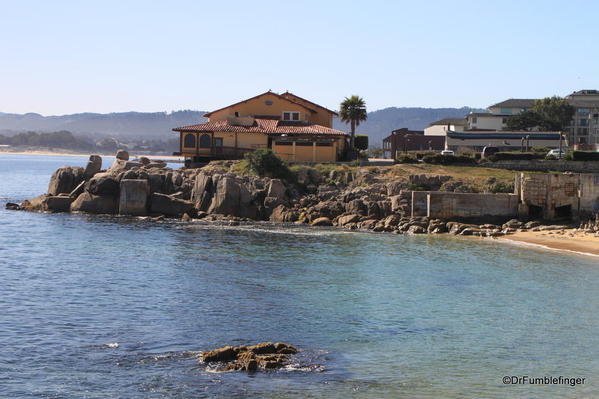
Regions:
[[339, 95, 367, 153]]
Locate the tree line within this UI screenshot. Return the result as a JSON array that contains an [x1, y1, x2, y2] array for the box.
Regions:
[[0, 130, 179, 154]]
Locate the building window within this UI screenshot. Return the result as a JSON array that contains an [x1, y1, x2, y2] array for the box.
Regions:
[[199, 134, 211, 148], [472, 117, 477, 124], [577, 128, 588, 136], [183, 133, 196, 148], [282, 111, 300, 121], [500, 108, 513, 114], [579, 119, 588, 127], [234, 111, 240, 117], [578, 108, 590, 115]]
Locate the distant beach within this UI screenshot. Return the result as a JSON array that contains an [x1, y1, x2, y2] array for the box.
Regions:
[[501, 229, 599, 257]]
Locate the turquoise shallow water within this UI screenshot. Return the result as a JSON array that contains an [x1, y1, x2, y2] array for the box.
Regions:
[[1, 154, 598, 398]]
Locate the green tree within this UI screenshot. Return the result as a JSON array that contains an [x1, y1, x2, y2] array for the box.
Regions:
[[532, 96, 575, 131], [505, 110, 543, 131], [339, 95, 367, 152], [505, 96, 575, 132]]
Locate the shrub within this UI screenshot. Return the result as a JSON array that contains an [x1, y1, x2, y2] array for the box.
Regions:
[[572, 151, 599, 161], [488, 181, 515, 193], [396, 153, 418, 163], [415, 151, 436, 160], [422, 153, 476, 165], [486, 152, 545, 161], [354, 135, 369, 150], [244, 149, 292, 179], [545, 154, 557, 160]]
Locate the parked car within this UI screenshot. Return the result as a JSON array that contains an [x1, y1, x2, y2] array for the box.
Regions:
[[547, 148, 566, 158], [440, 150, 455, 156], [481, 146, 499, 159]]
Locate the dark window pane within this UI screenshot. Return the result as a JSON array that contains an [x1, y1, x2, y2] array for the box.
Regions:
[[184, 133, 196, 148], [199, 134, 211, 148]]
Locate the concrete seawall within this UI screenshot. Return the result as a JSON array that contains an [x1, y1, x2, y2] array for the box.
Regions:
[[411, 191, 519, 221]]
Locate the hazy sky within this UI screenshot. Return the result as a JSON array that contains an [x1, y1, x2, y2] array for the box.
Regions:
[[1, 0, 598, 115]]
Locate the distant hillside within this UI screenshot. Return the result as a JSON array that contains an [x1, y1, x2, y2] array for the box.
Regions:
[[0, 107, 482, 145], [332, 107, 483, 145], [0, 111, 207, 140]]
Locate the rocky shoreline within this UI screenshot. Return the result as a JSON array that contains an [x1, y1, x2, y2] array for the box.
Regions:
[[9, 151, 596, 239]]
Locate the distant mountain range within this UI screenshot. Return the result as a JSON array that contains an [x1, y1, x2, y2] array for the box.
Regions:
[[0, 107, 484, 146]]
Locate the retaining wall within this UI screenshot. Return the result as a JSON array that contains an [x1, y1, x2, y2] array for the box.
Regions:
[[483, 160, 599, 173], [426, 192, 519, 220]]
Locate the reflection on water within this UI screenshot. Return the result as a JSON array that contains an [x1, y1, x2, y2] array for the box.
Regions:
[[1, 154, 598, 398]]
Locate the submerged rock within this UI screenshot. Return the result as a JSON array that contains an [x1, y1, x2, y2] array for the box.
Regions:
[[201, 342, 298, 372]]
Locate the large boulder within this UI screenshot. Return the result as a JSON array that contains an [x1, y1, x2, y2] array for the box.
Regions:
[[48, 166, 85, 195], [83, 155, 102, 179], [118, 179, 149, 216], [20, 194, 51, 211], [44, 196, 73, 212], [208, 176, 240, 215], [147, 173, 165, 194], [267, 179, 287, 200], [116, 150, 129, 161], [192, 172, 214, 211], [269, 205, 298, 222], [345, 199, 367, 215], [337, 214, 360, 226], [150, 193, 193, 217], [71, 192, 117, 214], [107, 159, 142, 173], [311, 217, 332, 226], [86, 173, 119, 197]]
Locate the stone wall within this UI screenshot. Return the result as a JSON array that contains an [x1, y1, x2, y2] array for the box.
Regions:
[[426, 192, 519, 220], [578, 174, 599, 213], [518, 173, 581, 219], [483, 160, 599, 173]]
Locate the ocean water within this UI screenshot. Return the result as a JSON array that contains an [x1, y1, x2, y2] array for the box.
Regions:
[[1, 154, 598, 398]]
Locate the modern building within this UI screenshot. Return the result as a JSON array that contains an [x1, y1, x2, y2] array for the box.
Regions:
[[564, 90, 599, 148], [383, 128, 445, 158], [173, 91, 348, 164], [423, 118, 467, 136], [466, 91, 599, 148], [465, 99, 536, 131], [446, 131, 565, 153]]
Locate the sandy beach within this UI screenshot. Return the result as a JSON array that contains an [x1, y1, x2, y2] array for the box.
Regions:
[[501, 229, 599, 257]]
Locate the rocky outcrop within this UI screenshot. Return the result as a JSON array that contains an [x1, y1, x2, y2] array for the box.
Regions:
[[15, 151, 566, 240], [150, 193, 193, 217], [44, 196, 73, 212], [83, 155, 102, 179], [48, 166, 84, 195], [20, 194, 51, 211], [71, 192, 118, 214], [116, 150, 129, 161], [201, 342, 298, 372], [86, 173, 119, 197]]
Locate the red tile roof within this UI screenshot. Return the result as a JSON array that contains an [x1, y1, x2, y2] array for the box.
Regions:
[[173, 118, 348, 136]]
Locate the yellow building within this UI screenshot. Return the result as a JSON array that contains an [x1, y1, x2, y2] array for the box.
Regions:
[[173, 91, 348, 163]]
